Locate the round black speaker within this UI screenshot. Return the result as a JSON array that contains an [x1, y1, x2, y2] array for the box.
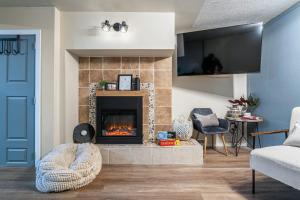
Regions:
[[73, 123, 95, 143]]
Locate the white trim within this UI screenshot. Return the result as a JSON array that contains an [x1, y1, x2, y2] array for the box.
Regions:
[[0, 29, 42, 166]]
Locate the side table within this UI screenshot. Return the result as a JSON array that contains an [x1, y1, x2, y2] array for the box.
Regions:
[[226, 116, 263, 156]]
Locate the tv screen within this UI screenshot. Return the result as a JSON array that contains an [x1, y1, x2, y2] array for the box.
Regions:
[[177, 23, 263, 76]]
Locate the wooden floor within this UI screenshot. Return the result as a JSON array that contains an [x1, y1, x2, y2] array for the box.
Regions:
[[0, 148, 299, 200]]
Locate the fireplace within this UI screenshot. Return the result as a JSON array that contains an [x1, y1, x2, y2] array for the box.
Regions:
[[96, 96, 143, 144], [102, 111, 137, 136]]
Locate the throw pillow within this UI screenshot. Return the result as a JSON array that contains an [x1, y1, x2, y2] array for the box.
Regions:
[[194, 113, 219, 127], [283, 123, 300, 147]]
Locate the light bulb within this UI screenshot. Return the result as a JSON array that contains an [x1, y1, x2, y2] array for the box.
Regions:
[[120, 21, 128, 33], [101, 20, 111, 32]]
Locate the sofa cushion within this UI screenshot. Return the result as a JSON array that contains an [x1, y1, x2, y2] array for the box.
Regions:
[[250, 145, 300, 190], [202, 126, 227, 134], [193, 113, 219, 127], [284, 123, 300, 147]]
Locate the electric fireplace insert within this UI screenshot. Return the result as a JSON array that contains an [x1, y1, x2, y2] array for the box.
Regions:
[[96, 96, 143, 144]]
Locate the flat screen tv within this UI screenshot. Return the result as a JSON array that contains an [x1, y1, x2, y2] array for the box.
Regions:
[[177, 23, 263, 76]]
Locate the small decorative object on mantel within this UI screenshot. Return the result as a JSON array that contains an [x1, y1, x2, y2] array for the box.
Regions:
[[118, 74, 132, 91], [98, 80, 108, 90], [173, 115, 193, 141], [105, 82, 117, 91], [132, 75, 141, 91]]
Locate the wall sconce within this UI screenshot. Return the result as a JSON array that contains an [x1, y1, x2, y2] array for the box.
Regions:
[[101, 20, 129, 33]]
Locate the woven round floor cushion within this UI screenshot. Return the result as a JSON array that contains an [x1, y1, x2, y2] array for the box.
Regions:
[[36, 143, 102, 192]]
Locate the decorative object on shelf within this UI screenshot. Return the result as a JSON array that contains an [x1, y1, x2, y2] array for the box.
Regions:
[[158, 139, 176, 146], [98, 80, 108, 90], [101, 20, 128, 33], [105, 82, 117, 91], [132, 75, 141, 91], [227, 94, 260, 117], [227, 104, 243, 118], [73, 123, 95, 143], [247, 93, 260, 113], [156, 131, 176, 140], [0, 35, 24, 56], [173, 115, 193, 141], [118, 74, 132, 91]]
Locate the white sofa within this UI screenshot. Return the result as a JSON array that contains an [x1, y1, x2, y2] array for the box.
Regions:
[[36, 143, 102, 192], [250, 107, 300, 193]]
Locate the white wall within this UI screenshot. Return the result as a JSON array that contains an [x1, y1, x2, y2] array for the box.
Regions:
[[61, 12, 175, 51], [172, 55, 247, 146], [0, 7, 61, 156]]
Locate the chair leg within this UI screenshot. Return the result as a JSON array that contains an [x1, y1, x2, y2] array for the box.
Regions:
[[221, 133, 229, 156], [252, 170, 255, 194], [204, 135, 208, 157]]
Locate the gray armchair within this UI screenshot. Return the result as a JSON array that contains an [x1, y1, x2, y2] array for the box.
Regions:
[[191, 108, 229, 156]]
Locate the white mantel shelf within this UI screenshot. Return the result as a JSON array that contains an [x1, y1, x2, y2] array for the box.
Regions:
[[96, 90, 147, 97], [97, 139, 203, 166]]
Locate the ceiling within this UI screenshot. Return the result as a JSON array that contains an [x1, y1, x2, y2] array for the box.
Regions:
[[0, 0, 298, 32]]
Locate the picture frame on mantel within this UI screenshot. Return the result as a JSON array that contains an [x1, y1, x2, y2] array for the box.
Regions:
[[118, 74, 132, 91]]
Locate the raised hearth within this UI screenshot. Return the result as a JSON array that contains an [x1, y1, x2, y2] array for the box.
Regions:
[[96, 91, 146, 144]]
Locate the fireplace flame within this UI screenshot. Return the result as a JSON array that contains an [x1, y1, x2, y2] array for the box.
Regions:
[[105, 123, 135, 136]]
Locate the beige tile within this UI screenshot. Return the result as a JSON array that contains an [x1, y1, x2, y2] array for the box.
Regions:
[[142, 90, 150, 107], [152, 147, 174, 164], [143, 107, 149, 125], [97, 146, 109, 164], [90, 70, 103, 83], [79, 88, 89, 105], [140, 57, 154, 69], [154, 124, 173, 134], [121, 69, 139, 77], [131, 147, 152, 165], [109, 148, 134, 164], [79, 106, 89, 123], [154, 70, 172, 88], [79, 70, 89, 87], [155, 89, 172, 107], [143, 124, 149, 142], [103, 70, 121, 82], [121, 57, 139, 69], [140, 69, 153, 83], [103, 57, 121, 69], [79, 57, 89, 69], [172, 147, 196, 165], [90, 57, 102, 69], [155, 57, 172, 70], [155, 107, 172, 125]]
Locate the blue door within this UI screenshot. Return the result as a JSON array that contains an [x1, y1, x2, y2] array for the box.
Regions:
[[0, 35, 35, 167]]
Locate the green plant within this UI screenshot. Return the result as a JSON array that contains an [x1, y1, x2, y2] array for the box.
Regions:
[[228, 94, 260, 112], [99, 80, 108, 89], [247, 93, 260, 112]]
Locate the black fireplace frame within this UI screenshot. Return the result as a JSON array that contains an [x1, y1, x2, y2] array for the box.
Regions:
[[96, 96, 143, 144]]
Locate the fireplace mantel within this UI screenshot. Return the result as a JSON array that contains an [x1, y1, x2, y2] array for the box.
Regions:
[[96, 90, 147, 97]]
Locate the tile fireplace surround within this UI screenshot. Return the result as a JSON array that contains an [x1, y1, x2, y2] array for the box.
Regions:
[[79, 57, 173, 142], [78, 56, 203, 165]]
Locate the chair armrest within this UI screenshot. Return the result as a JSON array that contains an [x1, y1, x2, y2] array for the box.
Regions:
[[251, 129, 289, 137], [218, 118, 229, 131], [191, 116, 203, 133]]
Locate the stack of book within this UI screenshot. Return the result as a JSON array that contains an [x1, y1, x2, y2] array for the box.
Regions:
[[156, 131, 180, 146]]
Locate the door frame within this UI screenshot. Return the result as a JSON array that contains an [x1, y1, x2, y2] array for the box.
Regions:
[[0, 29, 41, 165]]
